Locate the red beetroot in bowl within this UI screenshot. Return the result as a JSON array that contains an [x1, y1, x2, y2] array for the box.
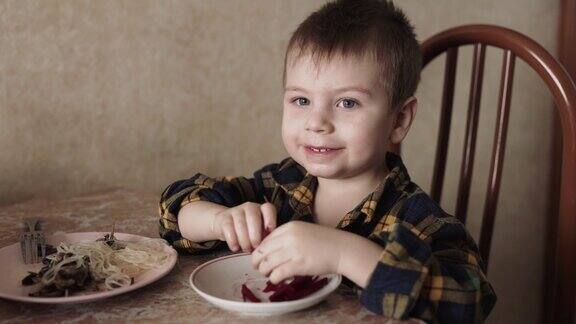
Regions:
[[241, 276, 328, 303]]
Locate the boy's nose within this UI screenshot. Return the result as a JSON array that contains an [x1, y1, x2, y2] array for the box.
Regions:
[[305, 108, 334, 133]]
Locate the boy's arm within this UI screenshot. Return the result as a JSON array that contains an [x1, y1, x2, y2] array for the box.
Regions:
[[158, 158, 289, 254], [176, 201, 228, 242], [341, 196, 496, 323], [158, 173, 260, 254]]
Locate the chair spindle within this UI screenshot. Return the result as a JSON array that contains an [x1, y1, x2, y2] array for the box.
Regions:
[[431, 48, 459, 203], [479, 50, 516, 269], [455, 43, 487, 223]]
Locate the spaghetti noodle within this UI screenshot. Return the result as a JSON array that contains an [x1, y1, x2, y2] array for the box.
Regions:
[[22, 233, 171, 297]]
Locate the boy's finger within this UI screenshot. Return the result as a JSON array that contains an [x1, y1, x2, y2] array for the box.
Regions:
[[246, 211, 263, 249], [257, 250, 290, 277], [232, 212, 252, 252], [221, 220, 239, 252], [251, 234, 284, 267], [260, 202, 277, 232], [268, 261, 296, 284]]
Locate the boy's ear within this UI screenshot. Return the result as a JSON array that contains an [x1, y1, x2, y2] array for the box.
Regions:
[[389, 96, 418, 144]]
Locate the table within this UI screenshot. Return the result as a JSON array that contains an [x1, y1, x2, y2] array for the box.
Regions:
[[0, 188, 420, 323]]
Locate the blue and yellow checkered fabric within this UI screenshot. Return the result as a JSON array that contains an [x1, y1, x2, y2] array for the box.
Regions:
[[158, 152, 496, 323]]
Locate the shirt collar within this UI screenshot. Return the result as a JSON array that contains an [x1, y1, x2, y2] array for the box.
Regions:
[[272, 152, 411, 224]]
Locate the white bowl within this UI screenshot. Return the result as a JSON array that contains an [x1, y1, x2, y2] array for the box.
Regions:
[[189, 253, 342, 315]]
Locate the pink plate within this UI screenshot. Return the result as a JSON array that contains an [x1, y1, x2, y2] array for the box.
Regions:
[[0, 232, 177, 304]]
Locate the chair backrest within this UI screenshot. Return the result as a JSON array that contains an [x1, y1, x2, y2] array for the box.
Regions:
[[417, 24, 576, 324]]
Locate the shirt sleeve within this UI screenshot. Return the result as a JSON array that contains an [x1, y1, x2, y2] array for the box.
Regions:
[[158, 160, 285, 254], [158, 173, 263, 254], [359, 195, 497, 323]]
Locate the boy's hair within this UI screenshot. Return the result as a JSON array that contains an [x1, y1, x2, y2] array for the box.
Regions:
[[283, 0, 422, 109]]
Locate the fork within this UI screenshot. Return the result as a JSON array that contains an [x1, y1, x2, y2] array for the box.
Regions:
[[19, 218, 46, 264]]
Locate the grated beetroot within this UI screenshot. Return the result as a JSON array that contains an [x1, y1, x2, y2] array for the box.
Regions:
[[241, 283, 261, 302], [241, 276, 328, 303]]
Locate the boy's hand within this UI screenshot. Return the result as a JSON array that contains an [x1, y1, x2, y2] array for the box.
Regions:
[[211, 202, 277, 253], [250, 221, 346, 284]]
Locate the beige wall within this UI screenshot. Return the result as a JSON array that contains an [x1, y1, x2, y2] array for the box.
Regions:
[[0, 1, 558, 323]]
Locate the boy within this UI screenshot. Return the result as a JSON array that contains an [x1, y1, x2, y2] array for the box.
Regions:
[[158, 0, 496, 323]]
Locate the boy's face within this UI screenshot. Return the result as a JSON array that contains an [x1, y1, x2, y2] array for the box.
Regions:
[[282, 52, 396, 180]]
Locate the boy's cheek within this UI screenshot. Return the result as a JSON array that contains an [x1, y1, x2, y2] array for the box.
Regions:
[[281, 113, 297, 134], [281, 123, 301, 143]]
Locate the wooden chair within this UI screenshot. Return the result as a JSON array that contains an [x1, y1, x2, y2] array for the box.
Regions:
[[415, 24, 576, 323]]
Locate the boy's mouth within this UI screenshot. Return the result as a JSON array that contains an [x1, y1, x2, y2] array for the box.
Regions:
[[304, 145, 342, 154]]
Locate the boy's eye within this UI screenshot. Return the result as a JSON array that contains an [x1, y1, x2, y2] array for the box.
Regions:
[[337, 98, 359, 109], [292, 97, 310, 106]]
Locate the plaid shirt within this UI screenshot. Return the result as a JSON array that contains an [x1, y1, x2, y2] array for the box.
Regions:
[[158, 152, 496, 323]]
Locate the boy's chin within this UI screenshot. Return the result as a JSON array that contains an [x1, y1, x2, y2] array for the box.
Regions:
[[302, 165, 345, 179], [290, 154, 346, 178]]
